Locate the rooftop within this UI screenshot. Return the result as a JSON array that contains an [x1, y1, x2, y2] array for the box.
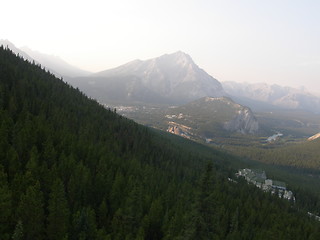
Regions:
[[272, 180, 286, 188]]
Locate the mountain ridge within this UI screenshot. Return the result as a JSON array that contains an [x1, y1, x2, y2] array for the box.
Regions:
[[222, 81, 320, 113], [0, 39, 91, 77], [21, 46, 91, 77]]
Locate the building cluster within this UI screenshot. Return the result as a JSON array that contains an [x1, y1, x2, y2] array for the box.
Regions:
[[308, 212, 320, 222], [236, 168, 295, 201]]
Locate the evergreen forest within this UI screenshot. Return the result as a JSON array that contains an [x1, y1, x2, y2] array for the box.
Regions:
[[0, 46, 320, 240]]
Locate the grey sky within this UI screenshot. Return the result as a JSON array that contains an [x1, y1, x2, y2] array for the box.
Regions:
[[2, 0, 320, 92]]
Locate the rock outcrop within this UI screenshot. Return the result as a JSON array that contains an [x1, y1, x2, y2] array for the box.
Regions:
[[307, 133, 320, 141], [224, 108, 259, 134]]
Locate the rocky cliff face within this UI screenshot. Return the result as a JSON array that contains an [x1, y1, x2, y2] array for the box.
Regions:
[[164, 97, 259, 139], [307, 132, 320, 141], [224, 108, 259, 134], [166, 122, 193, 139]]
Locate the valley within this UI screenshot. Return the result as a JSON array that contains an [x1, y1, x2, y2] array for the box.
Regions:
[[110, 101, 320, 189], [111, 100, 320, 214], [111, 102, 320, 146]]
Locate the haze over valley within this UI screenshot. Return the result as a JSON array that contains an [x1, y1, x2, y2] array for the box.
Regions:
[[3, 39, 320, 146]]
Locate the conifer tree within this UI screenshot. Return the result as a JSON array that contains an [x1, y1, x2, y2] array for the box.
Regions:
[[97, 198, 109, 229], [190, 163, 217, 240], [47, 178, 70, 240], [0, 165, 12, 240], [17, 181, 45, 240], [144, 198, 164, 240], [72, 207, 97, 240], [12, 220, 23, 240]]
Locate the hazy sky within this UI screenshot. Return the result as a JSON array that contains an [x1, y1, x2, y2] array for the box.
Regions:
[[2, 0, 320, 92]]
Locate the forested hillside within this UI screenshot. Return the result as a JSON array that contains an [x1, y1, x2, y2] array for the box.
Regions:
[[228, 139, 320, 170], [0, 46, 319, 240]]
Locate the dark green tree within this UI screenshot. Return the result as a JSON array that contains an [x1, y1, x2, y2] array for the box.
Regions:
[[47, 178, 70, 240], [0, 165, 12, 240], [189, 163, 217, 240], [143, 198, 164, 240], [97, 198, 109, 229], [12, 220, 23, 240], [17, 181, 45, 240], [72, 207, 97, 240]]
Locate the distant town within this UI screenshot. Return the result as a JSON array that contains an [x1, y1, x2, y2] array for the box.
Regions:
[[236, 169, 295, 201]]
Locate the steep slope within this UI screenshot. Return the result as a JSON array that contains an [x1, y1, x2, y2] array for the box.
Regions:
[[222, 81, 320, 113], [165, 97, 259, 140], [0, 39, 91, 77], [0, 46, 319, 239], [67, 51, 226, 104]]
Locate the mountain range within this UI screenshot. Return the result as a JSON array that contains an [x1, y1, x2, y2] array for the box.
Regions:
[[222, 81, 320, 113], [3, 39, 320, 114]]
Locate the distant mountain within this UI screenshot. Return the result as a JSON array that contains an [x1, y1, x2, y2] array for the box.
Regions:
[[222, 81, 320, 113], [165, 96, 259, 140], [68, 51, 226, 105], [21, 46, 91, 77], [0, 39, 91, 77], [0, 39, 34, 61]]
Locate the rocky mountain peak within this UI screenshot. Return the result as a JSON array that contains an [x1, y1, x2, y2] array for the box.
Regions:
[[91, 51, 225, 104], [159, 51, 193, 66]]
